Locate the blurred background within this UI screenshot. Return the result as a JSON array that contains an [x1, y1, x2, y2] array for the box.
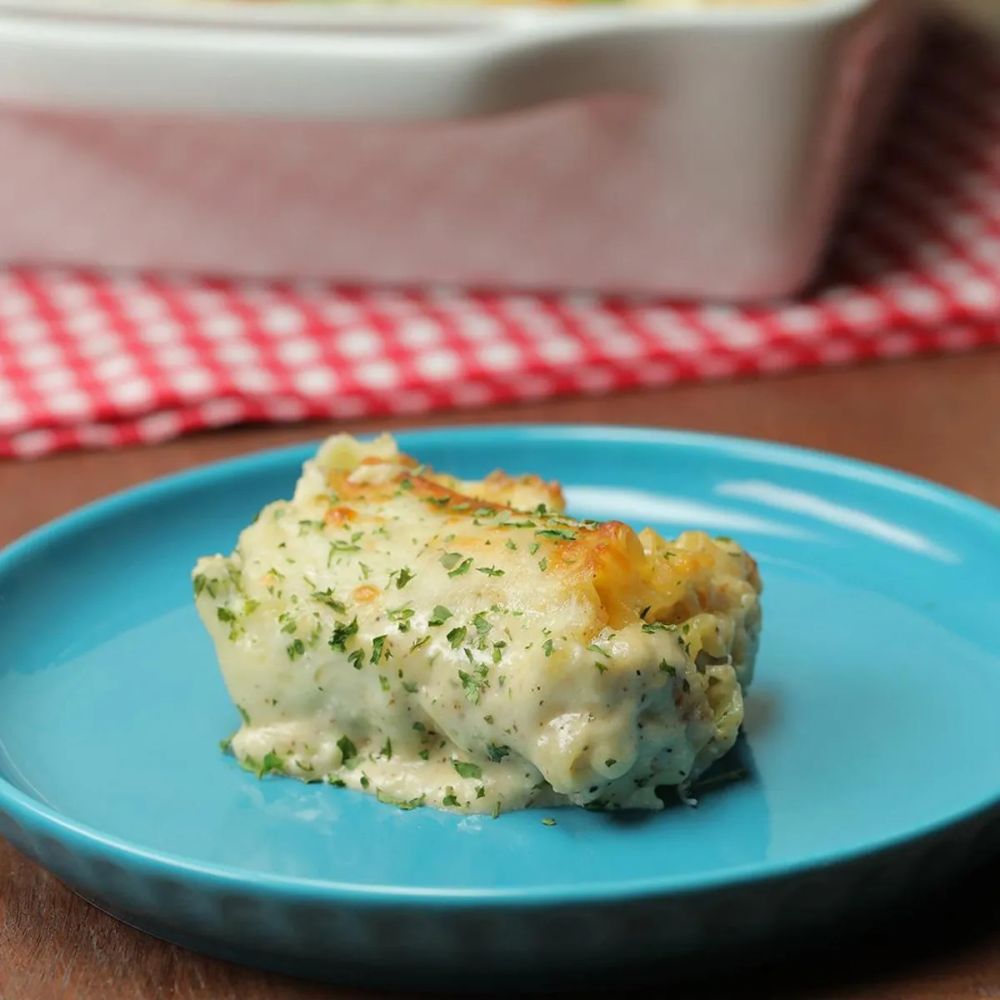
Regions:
[[0, 0, 995, 461]]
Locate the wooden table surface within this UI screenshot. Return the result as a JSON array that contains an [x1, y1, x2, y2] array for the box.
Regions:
[[0, 352, 998, 1000]]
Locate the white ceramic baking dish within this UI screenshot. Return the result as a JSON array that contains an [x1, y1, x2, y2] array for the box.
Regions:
[[0, 0, 918, 299]]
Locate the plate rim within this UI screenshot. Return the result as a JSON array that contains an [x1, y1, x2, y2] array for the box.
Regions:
[[1, 422, 998, 907]]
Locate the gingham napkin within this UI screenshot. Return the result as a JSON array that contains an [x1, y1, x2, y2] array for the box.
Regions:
[[0, 26, 997, 458]]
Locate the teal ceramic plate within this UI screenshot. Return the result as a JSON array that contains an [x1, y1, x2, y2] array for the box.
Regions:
[[0, 426, 998, 987]]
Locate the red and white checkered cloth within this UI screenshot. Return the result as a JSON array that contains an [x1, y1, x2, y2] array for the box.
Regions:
[[0, 26, 998, 458]]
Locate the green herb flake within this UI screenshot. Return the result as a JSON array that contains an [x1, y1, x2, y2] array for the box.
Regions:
[[605, 758, 618, 768], [257, 750, 284, 778], [376, 789, 425, 811], [442, 791, 460, 807], [447, 626, 467, 648], [505, 540, 518, 551], [336, 735, 358, 764], [643, 622, 678, 634], [541, 817, 557, 827], [237, 705, 251, 725], [370, 635, 388, 665], [458, 669, 483, 705], [402, 680, 419, 694], [448, 557, 473, 578], [535, 528, 577, 541], [286, 638, 306, 660], [396, 567, 415, 589], [472, 612, 492, 635], [439, 552, 462, 570], [216, 607, 236, 623], [348, 649, 365, 670], [388, 606, 415, 631], [380, 737, 393, 760], [409, 636, 431, 653], [329, 617, 359, 651], [453, 760, 482, 780], [378, 674, 391, 693], [312, 589, 347, 613], [418, 749, 430, 760], [428, 605, 453, 626], [193, 574, 207, 597], [486, 743, 510, 763], [595, 661, 608, 674], [659, 659, 677, 676], [538, 557, 548, 572], [477, 566, 504, 577]]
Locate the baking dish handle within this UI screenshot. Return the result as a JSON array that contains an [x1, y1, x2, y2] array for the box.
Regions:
[[0, 8, 677, 120]]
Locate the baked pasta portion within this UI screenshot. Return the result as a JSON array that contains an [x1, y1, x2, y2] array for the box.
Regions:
[[193, 434, 762, 814]]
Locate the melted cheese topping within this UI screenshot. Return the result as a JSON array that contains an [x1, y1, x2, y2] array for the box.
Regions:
[[193, 434, 762, 814]]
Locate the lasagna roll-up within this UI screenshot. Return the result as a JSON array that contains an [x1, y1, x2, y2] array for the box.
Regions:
[[193, 433, 762, 814]]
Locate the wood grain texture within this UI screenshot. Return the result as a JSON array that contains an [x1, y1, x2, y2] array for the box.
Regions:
[[0, 351, 998, 999]]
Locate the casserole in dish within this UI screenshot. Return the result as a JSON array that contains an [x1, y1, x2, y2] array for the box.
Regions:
[[0, 0, 918, 298]]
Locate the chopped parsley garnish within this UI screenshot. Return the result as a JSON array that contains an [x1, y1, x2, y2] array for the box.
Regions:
[[409, 636, 431, 653], [542, 638, 554, 657], [442, 791, 460, 807], [388, 606, 415, 631], [486, 743, 510, 762], [528, 543, 540, 555], [376, 790, 425, 811], [237, 705, 251, 725], [286, 638, 306, 660], [477, 566, 504, 577], [588, 643, 609, 658], [257, 750, 284, 778], [643, 622, 678, 634], [370, 635, 388, 664], [328, 540, 361, 566], [535, 528, 577, 541], [659, 659, 676, 676], [447, 626, 467, 648], [448, 557, 473, 577], [453, 760, 482, 780], [439, 552, 462, 570], [193, 574, 207, 597], [429, 605, 453, 626], [329, 617, 359, 651], [505, 540, 518, 551], [605, 758, 617, 768], [458, 669, 484, 705], [348, 649, 364, 670], [380, 737, 393, 760], [472, 612, 492, 635], [396, 567, 415, 589], [378, 675, 390, 692], [595, 662, 608, 673], [336, 735, 358, 764], [312, 589, 347, 612], [216, 607, 236, 623], [402, 680, 419, 694], [538, 557, 548, 572]]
